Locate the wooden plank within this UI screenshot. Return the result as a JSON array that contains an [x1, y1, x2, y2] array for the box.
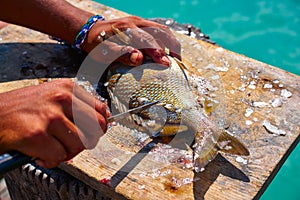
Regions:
[[0, 178, 10, 200], [60, 33, 300, 200], [0, 0, 299, 199]]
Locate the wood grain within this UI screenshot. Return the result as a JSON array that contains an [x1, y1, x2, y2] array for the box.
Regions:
[[61, 33, 300, 200], [0, 0, 299, 199]]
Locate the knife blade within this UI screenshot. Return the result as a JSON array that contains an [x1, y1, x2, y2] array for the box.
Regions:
[[107, 100, 159, 123]]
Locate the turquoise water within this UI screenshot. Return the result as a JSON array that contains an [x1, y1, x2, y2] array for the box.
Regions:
[[96, 0, 300, 199]]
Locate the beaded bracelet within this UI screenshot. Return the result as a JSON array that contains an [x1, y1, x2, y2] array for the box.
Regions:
[[73, 15, 105, 49]]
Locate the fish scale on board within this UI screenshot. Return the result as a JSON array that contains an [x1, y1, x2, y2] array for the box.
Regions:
[[1, 1, 299, 199]]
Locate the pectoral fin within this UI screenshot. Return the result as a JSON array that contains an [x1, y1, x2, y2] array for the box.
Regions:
[[194, 146, 218, 172], [193, 131, 219, 172], [159, 124, 189, 136], [193, 130, 249, 172]]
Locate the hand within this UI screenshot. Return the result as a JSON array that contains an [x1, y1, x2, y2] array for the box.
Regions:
[[0, 79, 109, 168], [81, 16, 181, 66], [1, 0, 180, 66]]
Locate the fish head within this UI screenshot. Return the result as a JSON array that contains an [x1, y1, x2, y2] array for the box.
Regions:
[[105, 56, 196, 136]]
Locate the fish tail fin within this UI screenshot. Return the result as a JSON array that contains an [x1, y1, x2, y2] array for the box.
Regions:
[[216, 130, 250, 156], [193, 130, 249, 172]]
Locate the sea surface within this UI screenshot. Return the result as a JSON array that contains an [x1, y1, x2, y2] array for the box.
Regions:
[[96, 0, 300, 199]]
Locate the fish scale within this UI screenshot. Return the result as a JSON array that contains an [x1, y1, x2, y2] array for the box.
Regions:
[[106, 56, 249, 171]]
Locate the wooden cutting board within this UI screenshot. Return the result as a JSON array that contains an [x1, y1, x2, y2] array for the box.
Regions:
[[0, 0, 299, 199]]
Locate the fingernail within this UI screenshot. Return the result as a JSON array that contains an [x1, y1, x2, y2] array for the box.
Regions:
[[161, 55, 171, 66], [130, 51, 141, 65]]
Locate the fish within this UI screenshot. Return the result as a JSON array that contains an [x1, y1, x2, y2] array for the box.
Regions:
[[106, 56, 249, 172]]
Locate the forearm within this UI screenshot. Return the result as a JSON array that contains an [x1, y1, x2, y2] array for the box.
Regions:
[[0, 0, 93, 45], [0, 0, 180, 65]]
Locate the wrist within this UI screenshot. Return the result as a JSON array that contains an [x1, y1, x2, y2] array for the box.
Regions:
[[72, 15, 105, 52], [79, 20, 103, 53]]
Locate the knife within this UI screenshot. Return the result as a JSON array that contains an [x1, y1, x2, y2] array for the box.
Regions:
[[0, 101, 159, 175], [107, 100, 159, 123]]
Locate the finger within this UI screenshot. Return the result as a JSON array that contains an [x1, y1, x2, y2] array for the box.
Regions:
[[90, 39, 144, 66], [35, 159, 59, 169], [47, 116, 85, 161], [111, 17, 181, 62], [49, 80, 109, 120], [72, 84, 109, 118], [143, 27, 181, 59], [117, 16, 168, 30], [0, 21, 8, 30], [51, 83, 109, 135], [129, 28, 171, 66], [16, 133, 67, 168], [59, 94, 108, 134], [71, 96, 107, 149], [116, 46, 144, 66]]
